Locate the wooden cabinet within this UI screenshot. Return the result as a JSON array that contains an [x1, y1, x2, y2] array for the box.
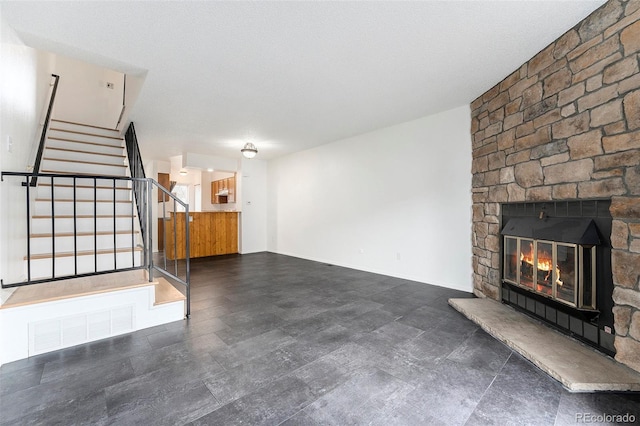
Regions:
[[165, 211, 238, 260], [158, 172, 171, 202], [211, 175, 236, 204], [227, 176, 235, 203]]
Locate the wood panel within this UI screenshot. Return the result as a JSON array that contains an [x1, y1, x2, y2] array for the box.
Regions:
[[165, 212, 238, 259], [158, 172, 171, 202], [228, 176, 236, 203], [158, 218, 164, 250], [211, 180, 219, 204]]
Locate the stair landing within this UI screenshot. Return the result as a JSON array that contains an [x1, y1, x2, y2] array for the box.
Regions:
[[0, 270, 186, 366], [0, 270, 163, 309]]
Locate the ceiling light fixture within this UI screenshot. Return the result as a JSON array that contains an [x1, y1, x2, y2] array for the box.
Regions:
[[179, 169, 188, 176], [241, 142, 258, 159]]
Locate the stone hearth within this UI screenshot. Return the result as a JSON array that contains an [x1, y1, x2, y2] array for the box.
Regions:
[[449, 298, 640, 392], [470, 0, 640, 372]]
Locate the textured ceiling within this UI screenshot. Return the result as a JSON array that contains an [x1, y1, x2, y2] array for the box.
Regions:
[[1, 1, 606, 161]]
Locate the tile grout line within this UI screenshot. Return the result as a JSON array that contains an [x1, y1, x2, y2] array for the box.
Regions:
[[462, 351, 513, 426]]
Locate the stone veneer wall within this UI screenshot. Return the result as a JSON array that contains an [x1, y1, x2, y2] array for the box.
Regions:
[[470, 0, 640, 372]]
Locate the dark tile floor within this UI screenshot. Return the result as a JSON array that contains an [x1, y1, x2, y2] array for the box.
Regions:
[[1, 252, 639, 425]]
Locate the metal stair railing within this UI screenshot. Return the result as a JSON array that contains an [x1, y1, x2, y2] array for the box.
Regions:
[[28, 74, 60, 187], [0, 171, 191, 317], [0, 171, 147, 286], [123, 122, 191, 317]]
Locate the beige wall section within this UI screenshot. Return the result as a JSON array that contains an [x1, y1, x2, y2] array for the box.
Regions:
[[50, 54, 124, 129]]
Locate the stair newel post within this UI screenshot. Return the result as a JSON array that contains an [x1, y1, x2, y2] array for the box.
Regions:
[[185, 202, 190, 318], [25, 176, 32, 282], [173, 197, 178, 277], [131, 179, 135, 268], [50, 176, 55, 279], [162, 194, 167, 270], [147, 178, 153, 282]]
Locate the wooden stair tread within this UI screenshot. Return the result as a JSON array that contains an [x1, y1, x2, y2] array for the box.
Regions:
[[39, 183, 131, 191], [43, 157, 127, 167], [31, 230, 139, 238], [50, 119, 120, 133], [33, 214, 136, 218], [40, 170, 127, 178], [26, 246, 143, 260], [47, 136, 123, 149], [49, 127, 123, 141], [46, 146, 125, 158], [0, 270, 152, 309], [35, 198, 132, 203], [154, 277, 186, 305]]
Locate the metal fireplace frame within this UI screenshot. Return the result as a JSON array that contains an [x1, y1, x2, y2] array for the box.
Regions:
[[501, 217, 599, 311], [500, 200, 615, 356]]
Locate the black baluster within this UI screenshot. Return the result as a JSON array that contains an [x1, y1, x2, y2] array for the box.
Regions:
[[94, 177, 97, 272], [113, 178, 117, 270], [25, 176, 31, 283], [73, 177, 77, 275], [51, 176, 55, 279]]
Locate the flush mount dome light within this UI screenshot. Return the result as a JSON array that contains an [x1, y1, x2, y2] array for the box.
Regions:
[[241, 142, 258, 159], [179, 169, 188, 176]]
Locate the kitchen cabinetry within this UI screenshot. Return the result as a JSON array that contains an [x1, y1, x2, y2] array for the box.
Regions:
[[211, 175, 236, 204]]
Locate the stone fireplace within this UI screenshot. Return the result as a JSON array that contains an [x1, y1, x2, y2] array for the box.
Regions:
[[471, 0, 640, 372]]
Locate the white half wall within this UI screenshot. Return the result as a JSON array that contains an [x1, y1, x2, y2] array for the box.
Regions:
[[267, 105, 472, 292]]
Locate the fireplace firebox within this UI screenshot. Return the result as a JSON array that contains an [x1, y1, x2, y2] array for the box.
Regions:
[[500, 200, 614, 356], [502, 217, 598, 310]]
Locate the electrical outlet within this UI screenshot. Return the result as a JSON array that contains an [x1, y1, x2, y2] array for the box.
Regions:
[[7, 136, 13, 153]]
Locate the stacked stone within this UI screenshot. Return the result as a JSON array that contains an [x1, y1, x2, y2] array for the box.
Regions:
[[470, 0, 640, 372]]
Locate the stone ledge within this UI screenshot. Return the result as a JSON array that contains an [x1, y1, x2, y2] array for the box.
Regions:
[[449, 297, 640, 392]]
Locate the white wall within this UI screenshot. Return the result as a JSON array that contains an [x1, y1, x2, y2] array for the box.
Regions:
[[52, 54, 124, 129], [0, 21, 54, 284], [240, 158, 267, 254], [267, 105, 472, 292]]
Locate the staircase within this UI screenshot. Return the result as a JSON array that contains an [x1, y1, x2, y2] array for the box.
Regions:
[[0, 119, 188, 366], [29, 119, 142, 280]]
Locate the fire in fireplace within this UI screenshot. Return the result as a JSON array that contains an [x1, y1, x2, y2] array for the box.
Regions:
[[500, 200, 614, 356], [502, 217, 598, 310]]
